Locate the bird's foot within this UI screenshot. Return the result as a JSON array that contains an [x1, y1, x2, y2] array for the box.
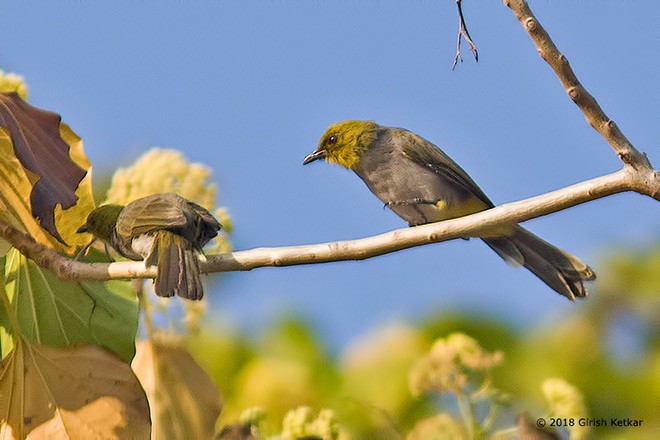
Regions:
[[73, 241, 93, 261], [103, 243, 116, 262]]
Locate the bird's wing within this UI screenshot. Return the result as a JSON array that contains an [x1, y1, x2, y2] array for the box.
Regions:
[[188, 201, 222, 246], [115, 193, 188, 238], [190, 202, 222, 230], [398, 129, 495, 208]]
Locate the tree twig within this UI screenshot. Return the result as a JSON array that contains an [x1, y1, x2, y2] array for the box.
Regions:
[[504, 0, 658, 199], [452, 0, 479, 70], [0, 169, 646, 282]]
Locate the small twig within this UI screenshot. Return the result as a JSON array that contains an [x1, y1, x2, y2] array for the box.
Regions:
[[456, 389, 479, 438], [343, 396, 403, 439], [452, 0, 479, 70], [134, 279, 155, 341]]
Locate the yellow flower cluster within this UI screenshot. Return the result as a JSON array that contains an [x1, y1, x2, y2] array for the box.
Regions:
[[0, 70, 28, 100], [106, 148, 215, 208], [542, 378, 589, 440], [409, 332, 503, 396], [105, 147, 231, 252], [406, 413, 466, 440], [239, 406, 266, 425], [281, 406, 339, 440]]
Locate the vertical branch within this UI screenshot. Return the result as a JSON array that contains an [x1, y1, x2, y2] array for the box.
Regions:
[[135, 280, 155, 341], [452, 0, 479, 69], [0, 266, 21, 339]]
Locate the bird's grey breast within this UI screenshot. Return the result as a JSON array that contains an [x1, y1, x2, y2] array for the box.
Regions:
[[354, 131, 452, 225]]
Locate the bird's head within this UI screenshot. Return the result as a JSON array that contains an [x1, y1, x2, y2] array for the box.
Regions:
[[76, 204, 124, 242], [303, 120, 380, 170]]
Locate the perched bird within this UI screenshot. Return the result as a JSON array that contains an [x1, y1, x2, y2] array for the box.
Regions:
[[304, 120, 595, 300], [77, 193, 221, 300]]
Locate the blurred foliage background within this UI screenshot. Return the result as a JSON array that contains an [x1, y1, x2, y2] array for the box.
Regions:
[[83, 157, 658, 438], [3, 67, 657, 439], [188, 244, 658, 439]]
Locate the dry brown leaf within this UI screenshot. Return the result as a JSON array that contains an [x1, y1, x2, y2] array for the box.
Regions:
[[0, 92, 93, 252], [132, 338, 222, 440], [0, 341, 151, 439]]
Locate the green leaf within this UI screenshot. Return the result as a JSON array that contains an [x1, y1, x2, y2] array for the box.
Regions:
[[1, 248, 139, 363], [0, 256, 10, 360]]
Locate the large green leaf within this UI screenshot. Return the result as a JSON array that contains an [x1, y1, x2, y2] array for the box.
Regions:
[[0, 257, 9, 362], [1, 248, 139, 363]]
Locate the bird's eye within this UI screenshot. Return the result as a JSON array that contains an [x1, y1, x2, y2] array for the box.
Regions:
[[327, 135, 337, 146]]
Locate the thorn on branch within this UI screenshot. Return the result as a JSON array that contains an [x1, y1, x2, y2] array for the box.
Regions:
[[452, 0, 479, 70]]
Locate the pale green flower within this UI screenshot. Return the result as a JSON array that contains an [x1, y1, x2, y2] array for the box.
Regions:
[[106, 148, 215, 208], [281, 406, 339, 440], [0, 70, 28, 100], [542, 378, 589, 440], [409, 333, 502, 396], [407, 413, 466, 440], [240, 406, 267, 425]]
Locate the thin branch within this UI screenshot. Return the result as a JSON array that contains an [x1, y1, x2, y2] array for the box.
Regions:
[[504, 0, 659, 199], [452, 0, 479, 70], [0, 169, 642, 282]]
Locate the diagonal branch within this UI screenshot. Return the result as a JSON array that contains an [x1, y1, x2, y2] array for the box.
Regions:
[[504, 0, 659, 199], [0, 169, 643, 282]]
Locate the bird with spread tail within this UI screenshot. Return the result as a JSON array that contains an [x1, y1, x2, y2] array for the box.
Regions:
[[77, 193, 221, 300], [304, 120, 595, 300]]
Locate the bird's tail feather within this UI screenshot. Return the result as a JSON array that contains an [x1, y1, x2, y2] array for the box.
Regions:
[[482, 226, 595, 300], [146, 231, 204, 300]]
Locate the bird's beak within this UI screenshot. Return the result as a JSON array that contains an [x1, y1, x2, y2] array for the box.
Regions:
[[303, 149, 326, 165], [76, 224, 89, 234]]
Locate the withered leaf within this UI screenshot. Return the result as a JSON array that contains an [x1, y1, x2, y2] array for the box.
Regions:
[[0, 341, 151, 439], [0, 92, 87, 244], [132, 337, 222, 440]]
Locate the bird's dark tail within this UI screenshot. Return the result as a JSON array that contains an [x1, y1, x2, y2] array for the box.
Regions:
[[146, 231, 204, 300], [482, 226, 595, 300]]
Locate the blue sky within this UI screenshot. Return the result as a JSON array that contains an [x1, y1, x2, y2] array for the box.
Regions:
[[3, 1, 658, 347]]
